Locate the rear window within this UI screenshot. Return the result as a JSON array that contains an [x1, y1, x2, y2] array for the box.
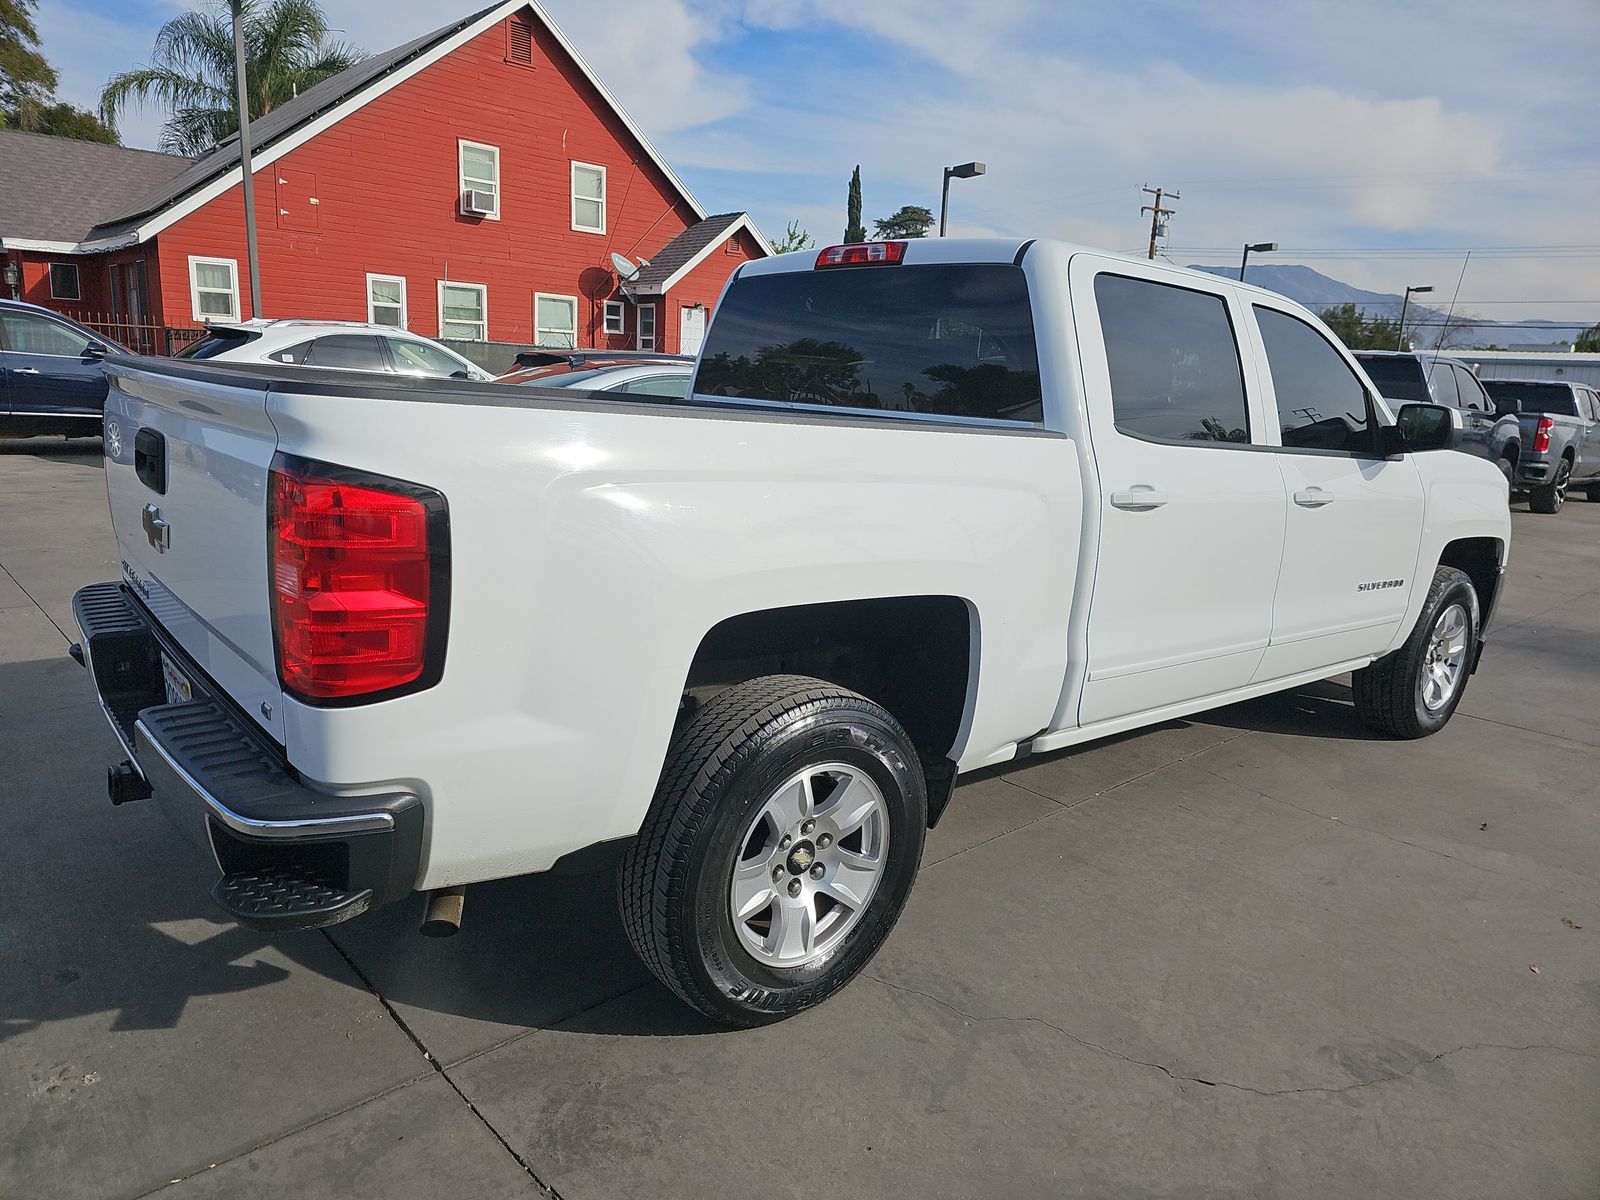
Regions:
[[1354, 356, 1430, 403], [174, 328, 260, 359], [693, 264, 1043, 422], [1481, 381, 1579, 416]]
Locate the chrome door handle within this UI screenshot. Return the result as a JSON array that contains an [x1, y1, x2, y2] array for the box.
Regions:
[[11, 367, 40, 375], [1110, 487, 1169, 510], [1294, 488, 1335, 507]]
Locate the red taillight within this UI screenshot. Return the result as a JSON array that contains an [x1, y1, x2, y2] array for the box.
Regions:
[[1533, 416, 1553, 453], [815, 241, 907, 268], [269, 457, 447, 702]]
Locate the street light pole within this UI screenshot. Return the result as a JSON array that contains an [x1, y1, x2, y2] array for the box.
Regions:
[[1239, 241, 1277, 283], [1397, 285, 1433, 351], [938, 161, 987, 236], [232, 0, 263, 319]]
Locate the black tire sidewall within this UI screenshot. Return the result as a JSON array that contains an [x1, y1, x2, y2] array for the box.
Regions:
[[680, 704, 925, 1022], [1406, 576, 1479, 734]]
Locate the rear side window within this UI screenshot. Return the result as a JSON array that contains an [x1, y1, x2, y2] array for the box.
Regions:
[[694, 264, 1043, 422], [1427, 362, 1460, 408], [1452, 364, 1490, 411], [1095, 274, 1249, 444], [302, 335, 388, 372], [1254, 307, 1374, 454], [1481, 380, 1579, 417], [1356, 356, 1430, 404], [174, 328, 260, 359]]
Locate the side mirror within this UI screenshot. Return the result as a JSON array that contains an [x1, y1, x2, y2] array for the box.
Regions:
[[1378, 402, 1463, 457], [84, 341, 108, 360], [1492, 397, 1521, 416]]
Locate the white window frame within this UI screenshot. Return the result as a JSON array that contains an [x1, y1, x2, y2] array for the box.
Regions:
[[366, 273, 408, 329], [437, 280, 488, 341], [570, 160, 606, 234], [637, 302, 657, 351], [188, 255, 240, 322], [602, 299, 625, 336], [48, 262, 82, 301], [458, 139, 501, 220], [534, 292, 579, 348]]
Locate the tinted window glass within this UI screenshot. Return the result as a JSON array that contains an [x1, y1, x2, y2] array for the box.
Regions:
[[694, 264, 1042, 422], [1481, 380, 1579, 416], [174, 329, 259, 359], [1452, 364, 1489, 411], [1254, 307, 1373, 453], [1355, 356, 1430, 404], [1095, 274, 1249, 444], [304, 335, 387, 372], [1427, 362, 1459, 408], [1, 311, 93, 356], [388, 338, 469, 378], [272, 341, 314, 365]]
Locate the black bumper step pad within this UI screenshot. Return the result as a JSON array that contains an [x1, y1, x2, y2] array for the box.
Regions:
[[213, 866, 373, 931]]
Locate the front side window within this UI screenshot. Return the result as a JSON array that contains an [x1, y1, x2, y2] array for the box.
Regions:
[[1254, 306, 1374, 454], [571, 162, 605, 233], [459, 141, 500, 217], [621, 373, 691, 398], [1095, 274, 1248, 443], [49, 262, 81, 301], [389, 338, 472, 379], [638, 303, 657, 351], [603, 300, 625, 335], [189, 256, 240, 321], [535, 293, 578, 348], [367, 274, 407, 328], [439, 282, 487, 340], [0, 310, 93, 356], [695, 263, 1043, 422]]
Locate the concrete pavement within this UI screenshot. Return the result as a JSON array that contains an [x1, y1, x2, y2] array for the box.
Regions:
[[2, 438, 1596, 1199]]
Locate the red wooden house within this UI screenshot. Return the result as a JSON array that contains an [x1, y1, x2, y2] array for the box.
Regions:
[[0, 1, 768, 357]]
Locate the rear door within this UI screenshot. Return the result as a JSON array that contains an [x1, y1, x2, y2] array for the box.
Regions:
[[1579, 388, 1600, 481], [103, 361, 287, 741], [1451, 363, 1502, 460], [1071, 258, 1286, 725], [1246, 303, 1423, 680], [0, 307, 107, 417]]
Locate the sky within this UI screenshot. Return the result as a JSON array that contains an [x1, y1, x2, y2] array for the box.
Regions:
[[34, 0, 1600, 325]]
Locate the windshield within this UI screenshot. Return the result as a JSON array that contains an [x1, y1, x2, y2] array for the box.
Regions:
[[1354, 355, 1430, 403], [174, 328, 260, 359], [1481, 381, 1578, 416], [694, 264, 1043, 422]]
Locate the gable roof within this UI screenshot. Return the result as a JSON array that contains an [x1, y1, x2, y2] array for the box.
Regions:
[[627, 213, 765, 295], [0, 129, 191, 250], [77, 1, 725, 249]]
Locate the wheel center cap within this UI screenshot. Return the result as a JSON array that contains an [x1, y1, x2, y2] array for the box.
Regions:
[[786, 840, 815, 874]]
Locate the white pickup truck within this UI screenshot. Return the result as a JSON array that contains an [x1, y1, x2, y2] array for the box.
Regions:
[[75, 239, 1510, 1026]]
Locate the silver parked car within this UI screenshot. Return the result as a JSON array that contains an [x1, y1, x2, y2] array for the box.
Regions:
[[175, 320, 495, 381]]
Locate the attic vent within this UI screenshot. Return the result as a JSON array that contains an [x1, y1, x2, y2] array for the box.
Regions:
[[507, 18, 534, 66]]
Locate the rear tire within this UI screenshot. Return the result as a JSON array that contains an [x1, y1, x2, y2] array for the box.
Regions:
[[618, 674, 926, 1027], [1352, 566, 1478, 739], [1529, 458, 1571, 514]]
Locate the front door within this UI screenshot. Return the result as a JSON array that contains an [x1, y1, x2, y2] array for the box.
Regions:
[[1246, 302, 1424, 680], [679, 305, 706, 356], [1072, 259, 1287, 727], [0, 307, 106, 417]]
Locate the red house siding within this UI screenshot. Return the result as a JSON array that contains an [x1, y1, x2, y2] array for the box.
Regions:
[[146, 12, 759, 353]]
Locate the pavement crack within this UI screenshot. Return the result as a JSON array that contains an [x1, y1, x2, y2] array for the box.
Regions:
[[321, 930, 562, 1197], [867, 975, 1596, 1098]]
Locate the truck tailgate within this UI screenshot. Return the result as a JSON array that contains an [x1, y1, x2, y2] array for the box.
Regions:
[[103, 360, 286, 742]]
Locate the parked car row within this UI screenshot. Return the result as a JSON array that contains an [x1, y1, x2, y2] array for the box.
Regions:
[[0, 299, 695, 441], [1353, 350, 1600, 513]]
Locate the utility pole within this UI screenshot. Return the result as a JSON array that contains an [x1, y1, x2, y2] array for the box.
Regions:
[[232, 0, 263, 319], [1141, 185, 1178, 260]]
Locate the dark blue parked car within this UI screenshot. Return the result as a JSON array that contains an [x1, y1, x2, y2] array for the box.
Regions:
[[0, 299, 128, 439]]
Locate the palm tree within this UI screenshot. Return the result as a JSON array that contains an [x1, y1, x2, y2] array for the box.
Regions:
[[100, 0, 362, 156]]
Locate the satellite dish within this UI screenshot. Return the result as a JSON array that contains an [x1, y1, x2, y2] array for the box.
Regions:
[[610, 252, 641, 282]]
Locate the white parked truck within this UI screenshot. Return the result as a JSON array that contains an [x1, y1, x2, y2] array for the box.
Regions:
[[76, 239, 1510, 1026]]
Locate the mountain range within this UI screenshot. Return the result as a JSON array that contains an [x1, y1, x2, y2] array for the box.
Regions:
[[1188, 263, 1594, 350]]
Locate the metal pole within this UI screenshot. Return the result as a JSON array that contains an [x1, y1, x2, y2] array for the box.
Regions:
[[1239, 244, 1250, 282], [938, 168, 953, 237], [232, 1, 263, 319], [1397, 289, 1411, 351]]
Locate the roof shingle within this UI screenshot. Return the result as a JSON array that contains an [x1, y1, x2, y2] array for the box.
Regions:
[[628, 213, 749, 292], [0, 129, 191, 245]]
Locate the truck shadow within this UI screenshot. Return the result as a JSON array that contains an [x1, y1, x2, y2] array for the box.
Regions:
[[0, 436, 103, 458], [1192, 678, 1390, 741]]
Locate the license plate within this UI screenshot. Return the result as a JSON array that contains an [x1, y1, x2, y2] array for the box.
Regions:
[[161, 652, 193, 706]]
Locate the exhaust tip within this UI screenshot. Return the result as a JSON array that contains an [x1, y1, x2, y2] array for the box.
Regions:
[[419, 886, 465, 938]]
